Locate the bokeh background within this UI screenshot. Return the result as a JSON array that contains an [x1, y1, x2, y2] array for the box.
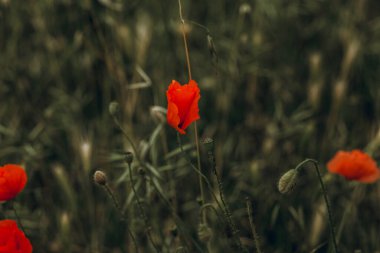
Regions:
[[1, 0, 380, 252]]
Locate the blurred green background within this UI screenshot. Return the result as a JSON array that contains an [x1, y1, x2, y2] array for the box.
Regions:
[[1, 0, 380, 252]]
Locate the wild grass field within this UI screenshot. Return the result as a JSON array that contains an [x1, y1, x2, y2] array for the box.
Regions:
[[1, 0, 380, 252]]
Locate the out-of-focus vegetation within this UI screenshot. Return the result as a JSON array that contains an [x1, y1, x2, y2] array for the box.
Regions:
[[1, 0, 380, 252]]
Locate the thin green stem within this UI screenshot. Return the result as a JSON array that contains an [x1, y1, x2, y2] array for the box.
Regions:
[[199, 203, 226, 228], [187, 20, 210, 34], [150, 178, 205, 253], [297, 159, 339, 253], [127, 163, 161, 253], [206, 147, 244, 252], [176, 133, 224, 213], [10, 202, 26, 235], [194, 122, 206, 222], [112, 117, 142, 164], [245, 198, 262, 253], [103, 184, 139, 253]]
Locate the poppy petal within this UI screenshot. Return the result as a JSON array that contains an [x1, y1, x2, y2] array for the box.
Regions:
[[180, 80, 200, 130]]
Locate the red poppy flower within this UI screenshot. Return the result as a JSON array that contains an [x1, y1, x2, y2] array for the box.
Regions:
[[166, 80, 200, 134], [327, 150, 380, 183], [0, 219, 33, 253], [0, 164, 28, 201]]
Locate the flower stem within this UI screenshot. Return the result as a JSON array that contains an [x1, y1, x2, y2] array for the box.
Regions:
[[206, 145, 244, 252], [194, 122, 206, 220], [127, 163, 161, 253], [176, 133, 225, 218], [178, 0, 206, 223], [10, 201, 26, 235], [102, 184, 139, 253], [297, 159, 339, 253], [245, 198, 262, 253], [178, 0, 192, 81]]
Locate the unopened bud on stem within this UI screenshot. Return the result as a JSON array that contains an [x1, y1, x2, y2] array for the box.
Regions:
[[278, 169, 299, 194], [94, 170, 107, 186], [109, 101, 120, 117], [124, 151, 134, 165]]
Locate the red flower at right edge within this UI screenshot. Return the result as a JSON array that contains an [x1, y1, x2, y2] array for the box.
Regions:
[[327, 150, 380, 183], [0, 219, 32, 253], [166, 80, 200, 134], [0, 164, 28, 201]]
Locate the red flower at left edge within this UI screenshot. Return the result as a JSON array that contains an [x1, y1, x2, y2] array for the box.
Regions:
[[166, 80, 200, 134], [0, 164, 28, 201], [0, 219, 33, 253]]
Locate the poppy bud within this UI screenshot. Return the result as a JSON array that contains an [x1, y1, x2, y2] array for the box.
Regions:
[[109, 101, 120, 117], [170, 225, 178, 237], [202, 137, 214, 153], [138, 167, 145, 176], [124, 151, 134, 165], [93, 170, 107, 186], [198, 223, 213, 243], [175, 246, 188, 253], [196, 196, 203, 206], [239, 3, 252, 15], [278, 169, 299, 194]]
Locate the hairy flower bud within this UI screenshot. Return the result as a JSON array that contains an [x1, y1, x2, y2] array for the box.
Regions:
[[197, 223, 213, 243], [278, 169, 299, 194], [202, 137, 214, 153], [109, 101, 120, 117], [124, 151, 134, 165], [93, 170, 107, 186]]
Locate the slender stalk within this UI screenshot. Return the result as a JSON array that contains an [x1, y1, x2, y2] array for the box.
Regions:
[[103, 184, 139, 253], [112, 117, 142, 164], [127, 163, 161, 253], [176, 133, 224, 213], [245, 198, 262, 253], [10, 202, 26, 235], [296, 159, 339, 253], [206, 145, 244, 252], [178, 0, 192, 81], [178, 0, 206, 224], [194, 122, 205, 217], [199, 203, 226, 228], [150, 178, 205, 253]]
